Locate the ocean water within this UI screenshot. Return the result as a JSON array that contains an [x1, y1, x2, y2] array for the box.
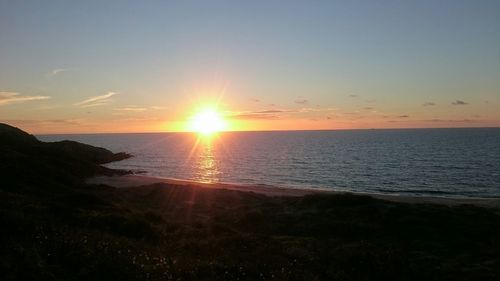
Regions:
[[39, 128, 500, 198]]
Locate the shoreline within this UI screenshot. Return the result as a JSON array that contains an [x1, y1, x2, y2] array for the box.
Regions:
[[88, 174, 500, 208]]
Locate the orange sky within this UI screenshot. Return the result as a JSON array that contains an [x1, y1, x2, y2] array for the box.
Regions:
[[5, 101, 499, 135], [1, 1, 499, 134]]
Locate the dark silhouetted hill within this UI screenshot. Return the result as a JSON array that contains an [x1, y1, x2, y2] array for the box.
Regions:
[[0, 123, 131, 191], [0, 123, 38, 145]]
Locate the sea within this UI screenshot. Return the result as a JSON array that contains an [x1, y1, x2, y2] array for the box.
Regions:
[[39, 128, 500, 198]]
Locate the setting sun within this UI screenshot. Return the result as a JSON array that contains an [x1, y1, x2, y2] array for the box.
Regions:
[[188, 108, 228, 135]]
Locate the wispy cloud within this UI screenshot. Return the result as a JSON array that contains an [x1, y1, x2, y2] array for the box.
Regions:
[[150, 106, 168, 110], [452, 100, 468, 105], [230, 107, 333, 119], [289, 107, 332, 114], [75, 92, 117, 107], [253, 110, 289, 114], [294, 98, 308, 104], [226, 109, 289, 120], [399, 115, 409, 118], [425, 118, 477, 123], [228, 113, 280, 120], [348, 94, 358, 98], [0, 92, 51, 106], [51, 68, 68, 75], [4, 118, 83, 126], [114, 106, 147, 112], [298, 107, 322, 113], [423, 102, 435, 106], [46, 68, 75, 78], [114, 105, 168, 112], [388, 118, 478, 124]]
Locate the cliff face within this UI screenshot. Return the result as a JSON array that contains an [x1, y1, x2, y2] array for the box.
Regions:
[[0, 123, 131, 190]]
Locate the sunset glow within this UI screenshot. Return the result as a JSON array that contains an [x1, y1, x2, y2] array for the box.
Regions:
[[188, 108, 228, 136], [0, 1, 499, 135], [2, 2, 500, 279]]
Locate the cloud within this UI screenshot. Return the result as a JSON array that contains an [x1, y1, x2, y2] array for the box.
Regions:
[[343, 111, 360, 115], [425, 118, 477, 123], [387, 118, 478, 124], [253, 110, 289, 114], [113, 116, 163, 122], [399, 115, 409, 118], [0, 92, 51, 106], [228, 113, 280, 120], [348, 94, 358, 98], [51, 68, 68, 75], [298, 107, 322, 113], [46, 68, 76, 78], [423, 102, 435, 106], [226, 109, 290, 120], [114, 106, 147, 112], [227, 106, 336, 120], [75, 92, 117, 107], [150, 106, 169, 110], [364, 107, 373, 110], [452, 100, 468, 105], [250, 98, 260, 102], [294, 98, 308, 104], [114, 105, 168, 112], [4, 119, 83, 127]]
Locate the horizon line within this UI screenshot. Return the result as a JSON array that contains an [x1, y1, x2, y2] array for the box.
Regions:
[[34, 126, 500, 136]]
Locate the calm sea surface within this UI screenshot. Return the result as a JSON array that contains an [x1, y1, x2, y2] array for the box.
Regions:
[[39, 128, 500, 198]]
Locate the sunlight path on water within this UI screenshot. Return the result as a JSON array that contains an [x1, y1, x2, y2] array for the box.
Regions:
[[192, 136, 221, 184]]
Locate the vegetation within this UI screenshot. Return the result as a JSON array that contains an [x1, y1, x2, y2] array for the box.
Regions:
[[1, 123, 499, 281]]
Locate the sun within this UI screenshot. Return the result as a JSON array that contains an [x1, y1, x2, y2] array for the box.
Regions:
[[189, 108, 227, 136]]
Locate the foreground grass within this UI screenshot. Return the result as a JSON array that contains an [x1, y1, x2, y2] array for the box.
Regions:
[[2, 183, 499, 281]]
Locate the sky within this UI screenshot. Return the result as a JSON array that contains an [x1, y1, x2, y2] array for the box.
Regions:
[[0, 0, 499, 134]]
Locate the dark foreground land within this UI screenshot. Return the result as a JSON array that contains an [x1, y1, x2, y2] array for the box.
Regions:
[[1, 123, 500, 281]]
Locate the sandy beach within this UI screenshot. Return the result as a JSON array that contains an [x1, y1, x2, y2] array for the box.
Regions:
[[88, 174, 500, 209]]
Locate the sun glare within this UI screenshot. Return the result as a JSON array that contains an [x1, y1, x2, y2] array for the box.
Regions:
[[189, 108, 227, 136]]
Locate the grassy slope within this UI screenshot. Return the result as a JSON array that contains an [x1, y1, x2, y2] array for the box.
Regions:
[[1, 123, 499, 281]]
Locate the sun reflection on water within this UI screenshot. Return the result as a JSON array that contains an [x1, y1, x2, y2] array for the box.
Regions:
[[192, 137, 221, 184]]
